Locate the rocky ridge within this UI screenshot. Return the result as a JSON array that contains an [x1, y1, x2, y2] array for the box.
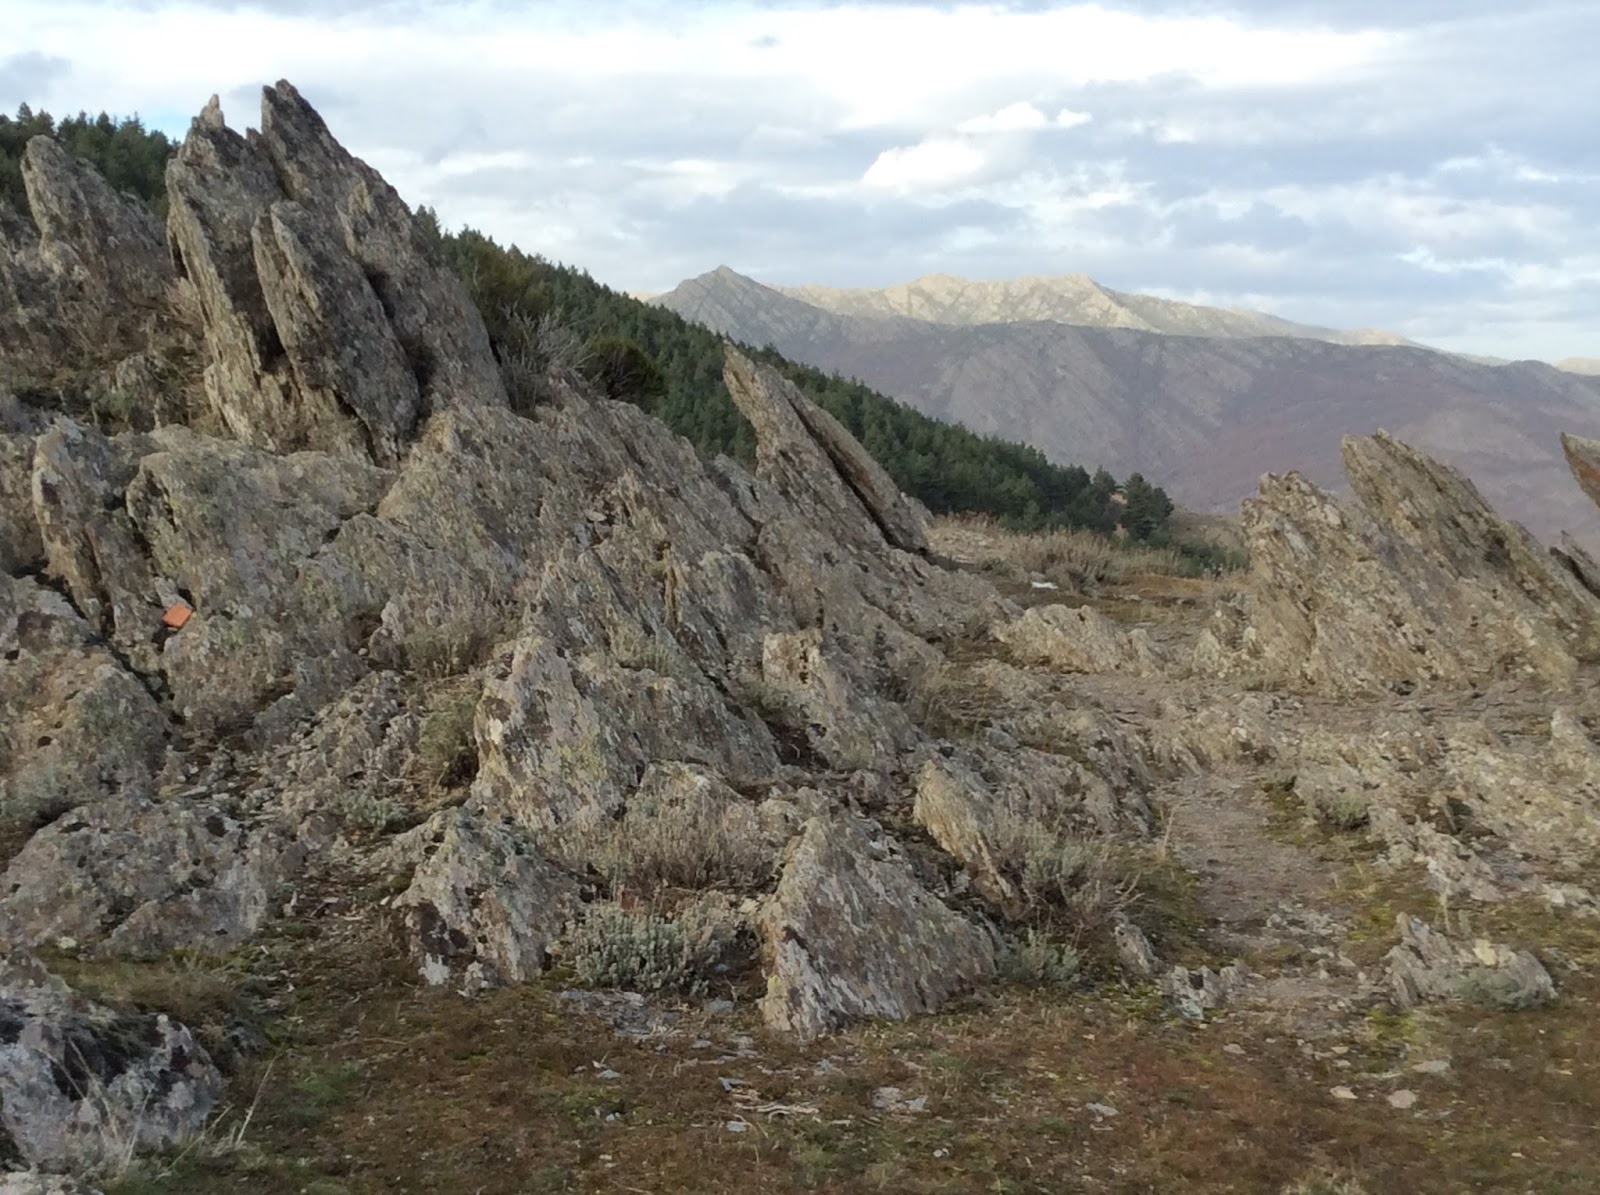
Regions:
[[2, 82, 1599, 1179]]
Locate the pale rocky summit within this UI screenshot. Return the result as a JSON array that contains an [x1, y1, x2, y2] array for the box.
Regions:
[[4, 78, 1600, 1179]]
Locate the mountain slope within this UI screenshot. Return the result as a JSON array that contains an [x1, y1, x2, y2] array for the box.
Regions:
[[776, 271, 1419, 348], [653, 269, 1600, 543]]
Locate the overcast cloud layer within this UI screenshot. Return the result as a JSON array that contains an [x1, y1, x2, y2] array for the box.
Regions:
[[4, 0, 1596, 361]]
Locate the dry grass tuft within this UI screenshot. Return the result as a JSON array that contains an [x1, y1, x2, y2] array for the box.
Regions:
[[549, 782, 774, 895], [905, 660, 1006, 739]]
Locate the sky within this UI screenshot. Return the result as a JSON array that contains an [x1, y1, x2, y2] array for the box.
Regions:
[[3, 0, 1597, 363]]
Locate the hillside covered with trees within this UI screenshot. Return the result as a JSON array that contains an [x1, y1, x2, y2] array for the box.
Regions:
[[0, 103, 1174, 540]]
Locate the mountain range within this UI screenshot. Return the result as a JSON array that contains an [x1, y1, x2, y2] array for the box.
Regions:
[[652, 267, 1600, 543]]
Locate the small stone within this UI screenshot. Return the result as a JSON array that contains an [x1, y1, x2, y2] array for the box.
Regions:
[[598, 1069, 622, 1081], [1223, 1043, 1246, 1056], [1330, 1086, 1358, 1101], [1413, 1059, 1452, 1076], [1085, 1103, 1119, 1118], [872, 1087, 904, 1109], [725, 1120, 749, 1133], [1387, 1090, 1419, 1109]]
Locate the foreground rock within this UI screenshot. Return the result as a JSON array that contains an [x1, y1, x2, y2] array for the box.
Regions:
[[759, 816, 996, 1039], [0, 955, 221, 1172]]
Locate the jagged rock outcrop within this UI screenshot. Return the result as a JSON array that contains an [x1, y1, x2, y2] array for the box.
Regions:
[[29, 77, 1600, 1178], [759, 815, 996, 1039], [1197, 431, 1600, 694], [0, 954, 221, 1172], [0, 140, 175, 384], [1385, 915, 1555, 1010], [165, 84, 505, 463]]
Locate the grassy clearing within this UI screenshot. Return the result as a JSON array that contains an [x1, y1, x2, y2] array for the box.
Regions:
[[92, 889, 1600, 1195], [932, 514, 1245, 587]]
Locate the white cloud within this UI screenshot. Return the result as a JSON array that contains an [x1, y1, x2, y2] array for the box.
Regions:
[[955, 103, 1092, 135], [957, 102, 1050, 134], [863, 137, 989, 192]]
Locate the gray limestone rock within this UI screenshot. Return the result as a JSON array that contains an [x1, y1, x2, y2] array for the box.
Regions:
[[0, 954, 221, 1172]]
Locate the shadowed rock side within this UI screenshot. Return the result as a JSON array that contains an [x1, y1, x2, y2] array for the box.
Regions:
[[4, 79, 1600, 1177]]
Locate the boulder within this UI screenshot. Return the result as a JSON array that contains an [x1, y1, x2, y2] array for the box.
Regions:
[[759, 815, 996, 1039], [0, 795, 302, 959], [1385, 914, 1555, 1010], [0, 954, 221, 1172], [392, 810, 578, 991]]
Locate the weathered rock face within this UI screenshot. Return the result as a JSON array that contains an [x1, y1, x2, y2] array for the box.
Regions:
[[165, 83, 505, 463], [0, 955, 222, 1172], [759, 815, 996, 1039], [0, 575, 168, 830], [1197, 432, 1600, 695]]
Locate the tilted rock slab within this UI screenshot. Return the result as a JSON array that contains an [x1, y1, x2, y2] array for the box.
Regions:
[[1198, 431, 1600, 694], [759, 815, 996, 1039], [723, 348, 929, 555], [996, 603, 1170, 676]]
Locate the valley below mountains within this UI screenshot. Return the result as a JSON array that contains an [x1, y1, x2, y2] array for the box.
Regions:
[[655, 267, 1600, 545]]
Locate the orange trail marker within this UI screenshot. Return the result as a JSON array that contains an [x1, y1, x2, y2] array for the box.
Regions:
[[162, 602, 193, 629]]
